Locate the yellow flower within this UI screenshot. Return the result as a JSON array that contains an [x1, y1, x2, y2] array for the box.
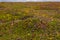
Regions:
[[42, 14, 48, 17], [6, 14, 10, 16], [27, 33, 30, 36], [49, 37, 53, 40]]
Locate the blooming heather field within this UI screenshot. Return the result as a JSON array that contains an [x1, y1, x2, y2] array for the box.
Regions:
[[0, 2, 60, 40]]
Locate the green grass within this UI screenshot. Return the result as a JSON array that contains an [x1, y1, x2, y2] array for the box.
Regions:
[[0, 2, 60, 40]]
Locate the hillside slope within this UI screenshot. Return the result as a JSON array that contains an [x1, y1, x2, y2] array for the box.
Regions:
[[0, 2, 60, 40]]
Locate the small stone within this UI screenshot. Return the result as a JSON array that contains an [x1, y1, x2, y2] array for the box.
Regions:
[[31, 29, 35, 32]]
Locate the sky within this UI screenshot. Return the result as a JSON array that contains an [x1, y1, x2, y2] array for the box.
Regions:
[[0, 0, 60, 2]]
